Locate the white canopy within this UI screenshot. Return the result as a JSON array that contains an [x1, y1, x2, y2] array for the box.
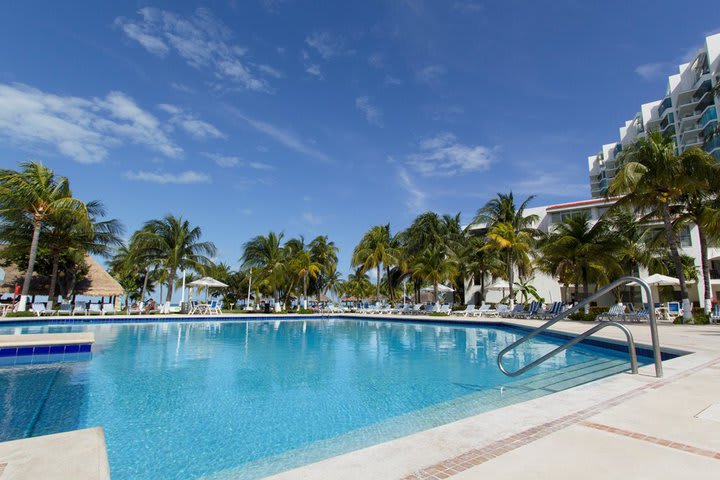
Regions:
[[628, 274, 694, 287], [421, 284, 454, 293], [487, 279, 510, 290], [187, 277, 229, 288]]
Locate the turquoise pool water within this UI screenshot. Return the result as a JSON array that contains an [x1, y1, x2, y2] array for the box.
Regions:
[[0, 318, 643, 479]]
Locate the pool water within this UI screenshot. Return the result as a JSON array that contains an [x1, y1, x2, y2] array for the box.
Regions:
[[0, 318, 644, 479]]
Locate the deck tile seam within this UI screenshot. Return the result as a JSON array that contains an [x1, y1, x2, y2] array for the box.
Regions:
[[402, 356, 720, 480], [581, 421, 720, 460]]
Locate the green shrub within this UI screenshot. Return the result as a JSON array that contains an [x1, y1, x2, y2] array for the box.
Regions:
[[4, 311, 36, 318], [568, 306, 609, 322], [428, 312, 449, 317], [297, 308, 314, 314]]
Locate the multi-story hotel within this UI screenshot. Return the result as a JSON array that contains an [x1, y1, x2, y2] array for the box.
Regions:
[[464, 33, 720, 309], [589, 33, 720, 198]]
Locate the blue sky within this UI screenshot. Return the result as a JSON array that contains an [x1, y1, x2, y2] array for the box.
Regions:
[[0, 0, 718, 274]]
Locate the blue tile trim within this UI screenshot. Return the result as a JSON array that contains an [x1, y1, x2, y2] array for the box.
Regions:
[[0, 343, 92, 358]]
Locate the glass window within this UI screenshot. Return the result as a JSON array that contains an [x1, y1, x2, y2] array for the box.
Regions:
[[678, 227, 692, 247]]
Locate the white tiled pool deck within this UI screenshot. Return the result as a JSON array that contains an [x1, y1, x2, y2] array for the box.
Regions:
[[0, 313, 718, 479]]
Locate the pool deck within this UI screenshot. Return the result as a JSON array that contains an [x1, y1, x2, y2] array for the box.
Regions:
[[0, 313, 718, 479]]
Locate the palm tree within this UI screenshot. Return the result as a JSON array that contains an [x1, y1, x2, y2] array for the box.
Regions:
[[352, 224, 396, 300], [674, 148, 720, 313], [133, 215, 216, 303], [609, 132, 711, 321], [483, 222, 535, 307], [411, 244, 457, 303], [292, 247, 322, 309], [0, 161, 87, 302], [474, 192, 539, 307], [540, 212, 622, 304], [241, 231, 286, 304]]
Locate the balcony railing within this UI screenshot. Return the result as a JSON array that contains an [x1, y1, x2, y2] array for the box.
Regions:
[[658, 97, 673, 117], [700, 107, 717, 127]]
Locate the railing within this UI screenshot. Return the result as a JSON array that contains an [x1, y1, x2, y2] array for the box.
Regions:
[[497, 276, 663, 378]]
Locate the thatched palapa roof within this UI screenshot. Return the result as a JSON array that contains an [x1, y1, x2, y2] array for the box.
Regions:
[[0, 255, 124, 297]]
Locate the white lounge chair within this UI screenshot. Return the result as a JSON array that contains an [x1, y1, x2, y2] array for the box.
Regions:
[[72, 302, 88, 315], [102, 304, 115, 315], [88, 303, 102, 315], [472, 304, 493, 317], [460, 304, 476, 317], [597, 304, 626, 321], [31, 303, 56, 317], [437, 304, 451, 315], [56, 303, 73, 315]]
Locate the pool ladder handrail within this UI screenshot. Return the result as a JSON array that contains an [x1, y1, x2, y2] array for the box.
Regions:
[[497, 276, 663, 378]]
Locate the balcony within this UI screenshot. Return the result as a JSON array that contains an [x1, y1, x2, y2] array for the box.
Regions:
[[658, 97, 673, 117], [704, 136, 720, 153], [699, 107, 717, 128]]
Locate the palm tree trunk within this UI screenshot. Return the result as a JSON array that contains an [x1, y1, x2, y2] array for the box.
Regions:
[[47, 251, 61, 309], [507, 251, 514, 308], [166, 268, 176, 303], [582, 265, 590, 314], [21, 219, 43, 301], [698, 226, 712, 314], [434, 282, 439, 304], [376, 265, 381, 300], [480, 270, 486, 303], [139, 266, 150, 307], [303, 273, 308, 309], [661, 203, 692, 322], [386, 266, 393, 302]]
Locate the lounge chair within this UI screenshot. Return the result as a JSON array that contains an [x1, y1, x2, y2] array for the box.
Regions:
[[31, 303, 56, 317], [496, 304, 510, 317], [102, 304, 115, 315], [537, 302, 563, 320], [460, 304, 476, 317], [88, 303, 102, 315], [624, 304, 650, 322], [666, 302, 682, 321], [56, 303, 73, 315], [405, 304, 423, 315], [516, 301, 542, 319], [72, 302, 88, 315], [503, 304, 526, 318], [474, 304, 497, 317], [597, 304, 626, 322], [437, 304, 451, 315]]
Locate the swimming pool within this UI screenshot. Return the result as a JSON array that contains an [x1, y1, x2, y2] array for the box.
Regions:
[[0, 318, 648, 479]]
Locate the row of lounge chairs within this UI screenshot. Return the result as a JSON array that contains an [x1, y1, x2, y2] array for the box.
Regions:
[[31, 302, 115, 316]]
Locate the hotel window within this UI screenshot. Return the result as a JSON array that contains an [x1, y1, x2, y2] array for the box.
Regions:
[[678, 227, 692, 247]]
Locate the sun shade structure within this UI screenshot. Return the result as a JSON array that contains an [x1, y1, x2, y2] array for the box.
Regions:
[[420, 284, 455, 292], [487, 279, 511, 290], [187, 277, 229, 288], [0, 254, 124, 297], [627, 274, 694, 286]]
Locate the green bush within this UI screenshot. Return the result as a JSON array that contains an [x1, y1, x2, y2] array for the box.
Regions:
[[428, 312, 450, 317], [4, 311, 36, 318], [568, 306, 609, 322], [297, 308, 314, 314]]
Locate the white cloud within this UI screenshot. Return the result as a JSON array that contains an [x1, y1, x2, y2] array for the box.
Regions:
[[203, 152, 240, 167], [249, 161, 274, 170], [170, 82, 194, 93], [158, 103, 223, 140], [258, 64, 284, 78], [397, 166, 426, 213], [384, 75, 403, 86], [416, 64, 446, 85], [511, 173, 588, 198], [634, 62, 672, 81], [305, 63, 323, 79], [0, 82, 181, 163], [229, 108, 331, 163], [355, 96, 384, 127], [368, 52, 384, 68], [302, 212, 322, 225], [305, 31, 346, 59], [116, 8, 277, 92], [405, 133, 495, 176], [125, 170, 210, 184], [202, 152, 274, 170]]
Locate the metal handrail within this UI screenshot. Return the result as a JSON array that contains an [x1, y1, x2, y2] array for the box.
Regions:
[[497, 276, 663, 378]]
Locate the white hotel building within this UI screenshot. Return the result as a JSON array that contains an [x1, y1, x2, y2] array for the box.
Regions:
[[464, 33, 720, 308]]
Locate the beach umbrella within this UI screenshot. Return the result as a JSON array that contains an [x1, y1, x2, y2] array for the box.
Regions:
[[627, 274, 694, 286], [188, 277, 229, 301], [420, 284, 455, 293], [487, 279, 511, 304]]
